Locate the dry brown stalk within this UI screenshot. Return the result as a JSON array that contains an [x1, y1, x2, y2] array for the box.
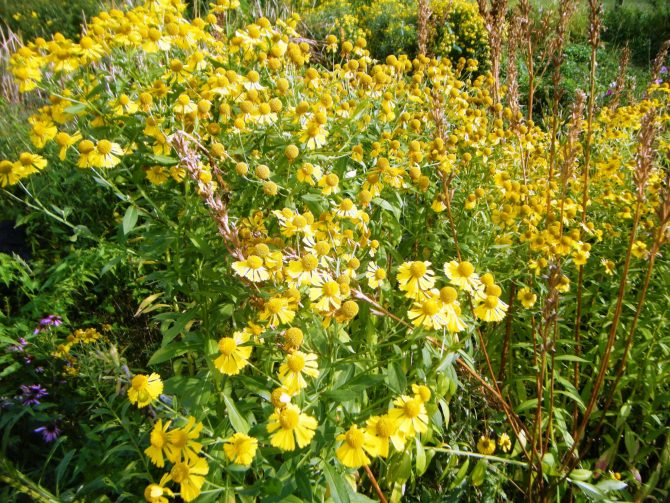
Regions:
[[171, 131, 242, 259], [477, 0, 508, 107], [417, 0, 432, 57]]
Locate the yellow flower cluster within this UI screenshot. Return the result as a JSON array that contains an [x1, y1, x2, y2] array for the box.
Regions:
[[143, 417, 209, 502]]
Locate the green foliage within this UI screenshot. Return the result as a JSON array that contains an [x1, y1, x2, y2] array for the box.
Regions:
[[602, 4, 670, 65], [0, 0, 104, 40]]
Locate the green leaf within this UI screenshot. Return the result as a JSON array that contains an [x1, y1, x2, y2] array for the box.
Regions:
[[569, 469, 593, 482], [122, 206, 139, 235], [471, 459, 487, 487], [449, 459, 470, 489], [323, 463, 351, 503], [595, 479, 627, 492], [149, 154, 179, 166], [387, 361, 406, 394], [223, 394, 250, 434]]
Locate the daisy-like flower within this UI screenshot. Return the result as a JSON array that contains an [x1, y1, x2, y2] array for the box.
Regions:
[[297, 162, 322, 185], [169, 455, 209, 502], [477, 436, 496, 455], [77, 140, 96, 168], [165, 417, 203, 464], [336, 424, 378, 468], [388, 395, 429, 437], [214, 330, 253, 375], [232, 255, 269, 282], [412, 384, 432, 403], [144, 474, 174, 503], [54, 131, 81, 160], [267, 404, 318, 451], [259, 296, 296, 327], [498, 432, 512, 453], [336, 198, 358, 218], [408, 294, 448, 330], [0, 160, 22, 187], [146, 166, 170, 185], [318, 172, 340, 195], [278, 351, 319, 393], [438, 287, 467, 333], [91, 140, 123, 168], [15, 152, 47, 175], [286, 254, 321, 287], [601, 259, 615, 275], [127, 372, 163, 408], [474, 295, 508, 322], [145, 419, 172, 467], [309, 276, 342, 312], [517, 287, 537, 308], [396, 261, 435, 300], [173, 94, 197, 115], [223, 433, 258, 466], [444, 260, 481, 292], [365, 415, 404, 458], [365, 262, 387, 289]]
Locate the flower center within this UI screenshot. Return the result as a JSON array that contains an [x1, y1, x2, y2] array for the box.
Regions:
[[267, 298, 284, 314], [170, 430, 188, 448], [484, 296, 499, 309], [287, 353, 305, 373], [376, 417, 395, 438], [404, 398, 421, 418], [322, 281, 340, 297], [247, 255, 263, 269], [374, 268, 387, 280], [279, 408, 300, 430], [284, 327, 304, 347], [301, 254, 318, 270], [170, 462, 189, 483], [457, 261, 474, 277], [218, 337, 237, 356], [292, 215, 307, 228], [345, 427, 365, 449], [131, 374, 148, 390], [97, 140, 112, 155], [340, 199, 354, 211], [422, 299, 440, 316], [410, 262, 427, 277], [440, 286, 458, 303]]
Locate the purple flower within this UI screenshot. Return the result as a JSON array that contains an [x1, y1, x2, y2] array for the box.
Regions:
[[34, 423, 61, 442], [34, 315, 63, 334], [19, 384, 48, 406], [661, 66, 668, 74], [8, 337, 28, 352], [605, 89, 613, 96]]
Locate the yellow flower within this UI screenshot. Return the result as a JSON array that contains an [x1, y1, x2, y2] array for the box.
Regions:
[[165, 417, 203, 464], [144, 474, 174, 503], [309, 276, 343, 312], [438, 287, 467, 332], [15, 152, 47, 175], [474, 295, 508, 322], [232, 255, 269, 282], [365, 262, 387, 289], [169, 455, 209, 502], [477, 436, 496, 455], [0, 160, 22, 187], [336, 425, 377, 468], [29, 120, 57, 148], [278, 351, 319, 393], [223, 433, 258, 466], [408, 294, 448, 330], [601, 259, 615, 275], [517, 287, 537, 308], [412, 384, 431, 403], [267, 404, 318, 451], [444, 260, 481, 292], [92, 140, 123, 168], [146, 166, 170, 185], [214, 330, 253, 375], [54, 131, 81, 160], [498, 432, 512, 453], [365, 415, 404, 458], [260, 296, 296, 327], [145, 418, 172, 467], [297, 162, 322, 185], [396, 261, 435, 300], [77, 140, 96, 168], [388, 395, 429, 436], [631, 241, 649, 259], [127, 372, 163, 408], [286, 254, 321, 286]]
